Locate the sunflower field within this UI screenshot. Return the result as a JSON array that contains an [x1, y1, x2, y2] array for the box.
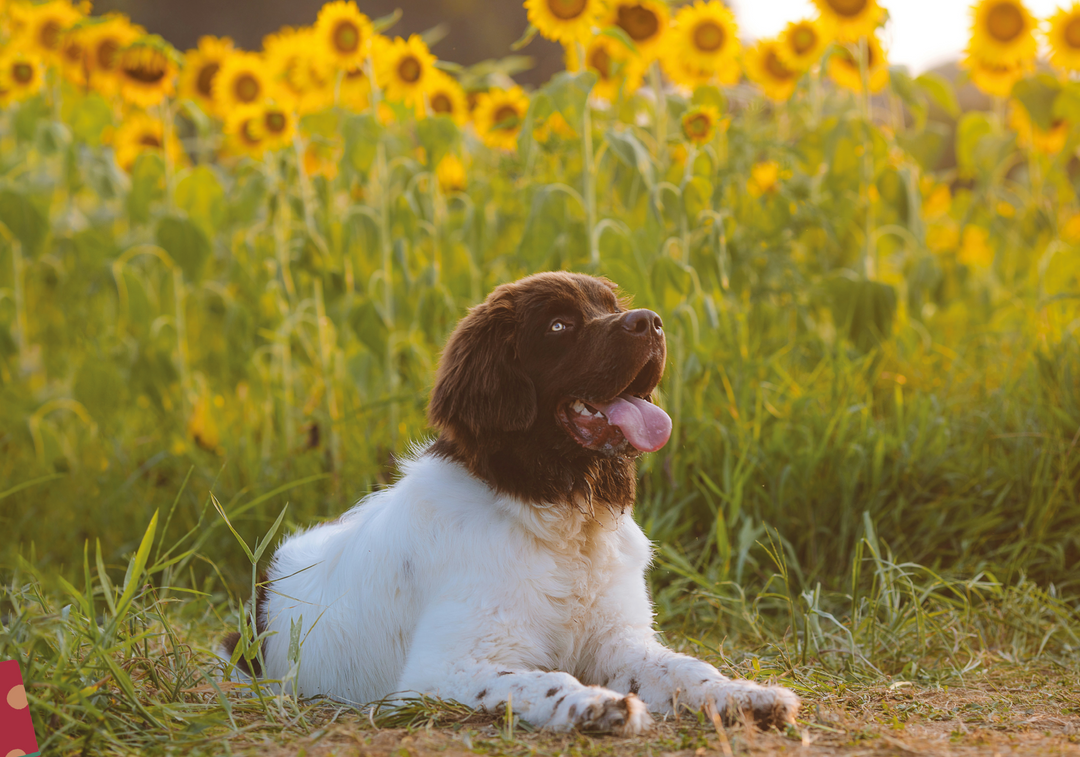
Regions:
[[1, 0, 1079, 753]]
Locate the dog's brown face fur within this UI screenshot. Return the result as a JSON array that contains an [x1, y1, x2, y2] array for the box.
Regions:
[[429, 272, 668, 510]]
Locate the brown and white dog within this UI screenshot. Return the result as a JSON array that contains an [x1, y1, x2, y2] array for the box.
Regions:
[[220, 271, 798, 733]]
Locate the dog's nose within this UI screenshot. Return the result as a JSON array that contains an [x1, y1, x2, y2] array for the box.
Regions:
[[621, 309, 663, 336]]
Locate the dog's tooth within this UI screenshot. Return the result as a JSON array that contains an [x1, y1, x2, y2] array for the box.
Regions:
[[572, 401, 585, 414]]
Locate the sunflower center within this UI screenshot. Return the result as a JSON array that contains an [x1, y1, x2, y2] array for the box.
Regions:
[[139, 134, 162, 148], [97, 38, 120, 70], [547, 0, 588, 20], [123, 53, 167, 84], [685, 114, 710, 137], [333, 20, 361, 53], [398, 55, 422, 83], [791, 25, 817, 54], [63, 40, 84, 64], [40, 20, 63, 51], [692, 21, 726, 52], [493, 105, 520, 130], [1065, 17, 1080, 48], [431, 93, 453, 113], [196, 62, 220, 97], [987, 2, 1024, 42], [234, 73, 261, 103], [616, 4, 660, 42], [825, 0, 868, 17], [765, 49, 795, 80], [265, 111, 288, 134], [588, 46, 612, 79], [13, 62, 35, 84], [345, 64, 366, 80]]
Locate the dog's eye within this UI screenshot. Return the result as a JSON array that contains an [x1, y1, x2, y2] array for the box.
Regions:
[[549, 319, 572, 333]]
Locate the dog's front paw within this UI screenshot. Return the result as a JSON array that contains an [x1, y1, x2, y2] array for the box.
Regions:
[[697, 680, 800, 730], [548, 688, 654, 735]]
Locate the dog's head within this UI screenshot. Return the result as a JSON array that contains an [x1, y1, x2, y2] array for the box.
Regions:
[[429, 272, 669, 508]]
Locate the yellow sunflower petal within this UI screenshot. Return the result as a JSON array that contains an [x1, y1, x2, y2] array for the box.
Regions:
[[376, 34, 437, 109], [473, 86, 530, 151], [179, 35, 234, 114], [607, 0, 670, 61], [525, 0, 606, 44], [1046, 3, 1080, 73], [578, 33, 646, 103], [112, 111, 184, 172], [314, 0, 374, 70], [745, 37, 800, 101], [812, 0, 884, 42], [827, 35, 889, 93], [213, 51, 271, 112], [777, 17, 834, 71], [264, 27, 333, 115], [968, 0, 1037, 67], [0, 49, 45, 104]]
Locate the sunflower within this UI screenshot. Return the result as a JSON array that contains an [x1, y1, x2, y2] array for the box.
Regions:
[[117, 37, 179, 108], [258, 101, 297, 151], [526, 0, 605, 44], [224, 105, 268, 159], [579, 33, 646, 102], [962, 52, 1029, 97], [747, 160, 788, 197], [606, 0, 669, 61], [264, 27, 332, 115], [968, 0, 1036, 67], [16, 0, 83, 61], [376, 35, 437, 109], [58, 26, 90, 86], [425, 70, 468, 123], [745, 37, 800, 101], [436, 154, 467, 193], [340, 62, 371, 111], [680, 104, 723, 145], [811, 0, 884, 41], [665, 1, 740, 74], [472, 86, 530, 151], [0, 49, 45, 103], [777, 17, 833, 71], [1008, 100, 1069, 154], [80, 14, 142, 96], [112, 111, 184, 172], [179, 35, 234, 114], [1046, 3, 1080, 73], [213, 51, 270, 112], [827, 35, 889, 93], [660, 44, 740, 90], [314, 1, 374, 70]]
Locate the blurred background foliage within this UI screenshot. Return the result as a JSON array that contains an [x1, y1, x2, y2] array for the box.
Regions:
[[0, 0, 1077, 615]]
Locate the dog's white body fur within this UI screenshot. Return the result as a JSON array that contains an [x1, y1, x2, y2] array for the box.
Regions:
[[233, 451, 798, 733]]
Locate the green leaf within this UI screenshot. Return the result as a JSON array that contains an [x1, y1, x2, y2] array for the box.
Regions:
[[0, 189, 48, 257], [127, 152, 165, 225], [889, 69, 928, 130], [691, 85, 727, 114], [897, 122, 949, 172], [344, 113, 383, 174], [915, 71, 960, 119], [683, 176, 713, 223], [156, 215, 212, 282], [349, 300, 389, 364], [544, 69, 597, 128], [417, 115, 460, 169], [115, 510, 158, 622], [825, 273, 897, 352], [606, 129, 655, 187], [175, 166, 226, 238], [1011, 74, 1061, 132], [955, 111, 993, 178], [65, 92, 114, 146]]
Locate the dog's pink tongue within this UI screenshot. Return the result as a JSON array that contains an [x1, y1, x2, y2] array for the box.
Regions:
[[592, 395, 672, 452]]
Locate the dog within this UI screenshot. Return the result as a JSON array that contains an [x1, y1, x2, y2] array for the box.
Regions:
[[220, 271, 799, 733]]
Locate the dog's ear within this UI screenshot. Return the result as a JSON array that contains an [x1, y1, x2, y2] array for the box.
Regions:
[[429, 287, 537, 435]]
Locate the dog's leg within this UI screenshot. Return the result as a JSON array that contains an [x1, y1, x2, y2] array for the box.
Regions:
[[585, 630, 800, 729], [397, 662, 653, 734]]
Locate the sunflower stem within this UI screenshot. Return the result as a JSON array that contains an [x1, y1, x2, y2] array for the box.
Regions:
[[583, 97, 599, 268], [650, 63, 668, 171], [857, 37, 876, 281]]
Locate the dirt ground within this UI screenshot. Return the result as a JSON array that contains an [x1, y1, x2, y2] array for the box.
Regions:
[[221, 677, 1080, 756]]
